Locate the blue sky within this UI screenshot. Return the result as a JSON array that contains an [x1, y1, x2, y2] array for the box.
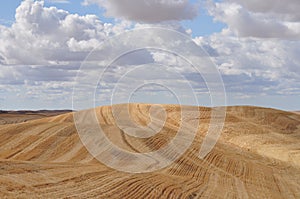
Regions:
[[0, 0, 299, 111]]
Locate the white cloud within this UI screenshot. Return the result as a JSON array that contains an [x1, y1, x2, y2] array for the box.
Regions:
[[1, 0, 200, 109], [82, 0, 199, 23], [208, 0, 300, 39], [0, 0, 133, 109], [0, 0, 129, 65], [229, 0, 300, 21], [203, 0, 300, 97], [0, 0, 298, 110], [46, 0, 70, 3], [195, 33, 300, 95]]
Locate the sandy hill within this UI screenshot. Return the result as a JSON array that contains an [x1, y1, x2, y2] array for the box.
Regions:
[[0, 104, 299, 198]]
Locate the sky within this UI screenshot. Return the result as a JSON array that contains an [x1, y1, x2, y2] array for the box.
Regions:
[[0, 0, 299, 111]]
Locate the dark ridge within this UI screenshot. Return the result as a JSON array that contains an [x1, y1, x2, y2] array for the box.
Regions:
[[0, 110, 73, 114]]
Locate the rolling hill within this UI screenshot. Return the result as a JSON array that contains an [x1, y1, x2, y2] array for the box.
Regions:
[[0, 104, 299, 198]]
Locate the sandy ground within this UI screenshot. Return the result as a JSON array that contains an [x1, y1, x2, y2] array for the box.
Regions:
[[0, 104, 299, 198], [0, 110, 72, 125]]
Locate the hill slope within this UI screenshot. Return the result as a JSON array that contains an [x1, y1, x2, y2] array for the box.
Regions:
[[0, 104, 299, 198]]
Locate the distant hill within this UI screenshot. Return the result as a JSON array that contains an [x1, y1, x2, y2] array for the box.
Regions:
[[0, 110, 73, 125]]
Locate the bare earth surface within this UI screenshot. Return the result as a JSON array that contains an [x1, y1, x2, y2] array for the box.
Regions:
[[0, 110, 72, 125], [0, 104, 299, 198]]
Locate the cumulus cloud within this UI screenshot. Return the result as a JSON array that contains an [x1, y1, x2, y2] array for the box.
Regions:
[[46, 0, 70, 3], [194, 34, 300, 95], [230, 0, 300, 21], [1, 0, 201, 109], [202, 0, 300, 97], [0, 0, 133, 109], [82, 0, 199, 23], [1, 0, 299, 110], [208, 0, 300, 39], [0, 0, 129, 65]]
